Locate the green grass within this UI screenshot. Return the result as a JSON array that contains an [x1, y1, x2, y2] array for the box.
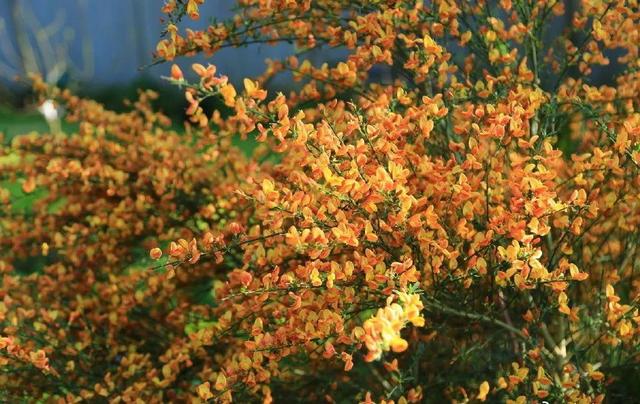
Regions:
[[0, 106, 61, 142], [0, 104, 259, 153], [1, 180, 47, 214]]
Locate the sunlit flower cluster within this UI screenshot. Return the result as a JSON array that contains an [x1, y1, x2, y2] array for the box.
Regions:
[[361, 291, 425, 362]]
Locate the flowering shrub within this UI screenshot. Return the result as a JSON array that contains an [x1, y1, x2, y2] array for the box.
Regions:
[[2, 0, 640, 402]]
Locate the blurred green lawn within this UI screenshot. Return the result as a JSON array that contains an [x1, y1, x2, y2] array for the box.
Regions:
[[0, 106, 56, 141], [0, 104, 257, 151]]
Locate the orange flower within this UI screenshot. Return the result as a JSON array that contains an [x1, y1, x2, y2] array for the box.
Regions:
[[149, 247, 163, 260], [170, 64, 183, 81]]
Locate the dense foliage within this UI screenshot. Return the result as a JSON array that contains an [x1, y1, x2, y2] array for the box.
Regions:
[[2, 0, 640, 402]]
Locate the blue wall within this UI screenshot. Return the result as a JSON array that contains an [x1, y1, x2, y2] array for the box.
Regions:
[[0, 0, 299, 87]]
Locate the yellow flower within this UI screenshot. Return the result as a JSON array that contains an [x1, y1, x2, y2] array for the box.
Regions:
[[361, 291, 425, 361], [477, 381, 490, 401]]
